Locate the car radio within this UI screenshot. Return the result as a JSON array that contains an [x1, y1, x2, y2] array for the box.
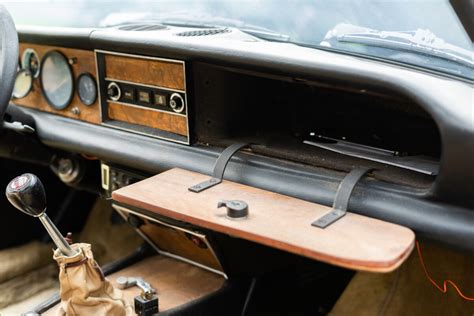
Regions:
[[96, 51, 190, 144]]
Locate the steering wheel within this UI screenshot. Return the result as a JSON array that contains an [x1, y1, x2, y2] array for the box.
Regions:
[[0, 5, 19, 122]]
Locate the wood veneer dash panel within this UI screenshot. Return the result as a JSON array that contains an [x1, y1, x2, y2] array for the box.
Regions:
[[105, 54, 185, 91], [113, 168, 415, 273], [13, 43, 100, 124], [107, 102, 188, 136]]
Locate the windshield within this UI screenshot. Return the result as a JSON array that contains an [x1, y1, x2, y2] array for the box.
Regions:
[[3, 0, 473, 80]]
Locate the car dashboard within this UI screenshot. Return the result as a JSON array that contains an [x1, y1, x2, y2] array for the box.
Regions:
[[8, 24, 474, 254]]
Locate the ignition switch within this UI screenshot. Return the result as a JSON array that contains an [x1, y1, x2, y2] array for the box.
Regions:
[[50, 156, 84, 185]]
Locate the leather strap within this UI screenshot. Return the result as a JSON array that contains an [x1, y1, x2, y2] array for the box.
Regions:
[[189, 143, 249, 193], [312, 167, 373, 228]]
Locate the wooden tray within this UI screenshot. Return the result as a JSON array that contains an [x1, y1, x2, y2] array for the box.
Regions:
[[113, 168, 415, 272]]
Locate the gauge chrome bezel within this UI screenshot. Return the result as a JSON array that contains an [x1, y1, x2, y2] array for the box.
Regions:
[[21, 48, 41, 78], [77, 72, 98, 106], [40, 50, 74, 110]]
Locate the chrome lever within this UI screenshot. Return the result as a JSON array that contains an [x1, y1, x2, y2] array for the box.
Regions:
[[116, 276, 156, 297]]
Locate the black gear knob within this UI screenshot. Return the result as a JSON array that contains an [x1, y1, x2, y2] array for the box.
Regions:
[[6, 173, 46, 217], [5, 173, 76, 256]]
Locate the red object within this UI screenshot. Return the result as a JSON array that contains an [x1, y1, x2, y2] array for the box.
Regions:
[[416, 241, 474, 301]]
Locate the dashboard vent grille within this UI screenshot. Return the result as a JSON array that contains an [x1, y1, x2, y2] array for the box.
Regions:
[[175, 28, 231, 37], [118, 24, 167, 31]]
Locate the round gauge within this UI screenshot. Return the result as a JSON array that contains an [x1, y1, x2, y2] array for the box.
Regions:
[[77, 73, 97, 106], [40, 51, 74, 110], [12, 69, 33, 99], [21, 49, 41, 78]]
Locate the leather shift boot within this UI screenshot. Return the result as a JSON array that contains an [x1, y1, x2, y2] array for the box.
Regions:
[[53, 243, 133, 316]]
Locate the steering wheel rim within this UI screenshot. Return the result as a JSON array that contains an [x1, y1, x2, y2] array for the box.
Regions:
[[0, 5, 19, 122]]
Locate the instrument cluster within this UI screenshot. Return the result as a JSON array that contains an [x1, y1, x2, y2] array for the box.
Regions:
[[12, 48, 97, 111], [12, 44, 189, 142]]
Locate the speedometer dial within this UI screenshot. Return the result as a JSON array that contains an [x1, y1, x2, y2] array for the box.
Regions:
[[40, 51, 74, 110]]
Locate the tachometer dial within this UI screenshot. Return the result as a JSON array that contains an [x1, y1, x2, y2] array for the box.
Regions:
[[77, 73, 97, 106], [21, 49, 41, 78], [12, 69, 33, 99], [40, 51, 74, 110]]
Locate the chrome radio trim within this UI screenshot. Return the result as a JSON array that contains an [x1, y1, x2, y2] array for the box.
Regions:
[[94, 49, 190, 145]]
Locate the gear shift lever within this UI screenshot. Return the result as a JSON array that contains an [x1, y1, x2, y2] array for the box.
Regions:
[[5, 173, 76, 256]]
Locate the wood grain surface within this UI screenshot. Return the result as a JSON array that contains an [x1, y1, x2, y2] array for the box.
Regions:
[[43, 255, 224, 315], [13, 43, 101, 124], [139, 219, 224, 271], [113, 168, 415, 272], [107, 102, 188, 136], [105, 54, 185, 91]]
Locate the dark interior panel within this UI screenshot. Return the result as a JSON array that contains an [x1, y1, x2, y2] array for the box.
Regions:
[[193, 63, 441, 187]]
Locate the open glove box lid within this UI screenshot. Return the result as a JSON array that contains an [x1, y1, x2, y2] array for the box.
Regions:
[[112, 168, 415, 272]]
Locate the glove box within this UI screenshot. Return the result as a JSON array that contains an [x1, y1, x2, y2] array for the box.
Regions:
[[112, 168, 415, 273]]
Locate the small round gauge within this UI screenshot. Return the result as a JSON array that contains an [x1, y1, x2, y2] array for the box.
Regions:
[[12, 69, 33, 99], [21, 49, 41, 78], [40, 51, 74, 110], [77, 73, 97, 106]]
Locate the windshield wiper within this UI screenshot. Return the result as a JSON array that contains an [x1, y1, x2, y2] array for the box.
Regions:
[[322, 24, 473, 68]]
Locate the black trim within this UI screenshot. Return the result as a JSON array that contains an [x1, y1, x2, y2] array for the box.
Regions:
[[39, 50, 75, 110]]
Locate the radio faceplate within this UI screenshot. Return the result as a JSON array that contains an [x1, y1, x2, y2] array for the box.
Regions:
[[95, 50, 190, 144]]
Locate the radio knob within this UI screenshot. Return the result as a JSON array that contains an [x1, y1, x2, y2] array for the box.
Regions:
[[169, 93, 185, 113], [107, 82, 121, 101]]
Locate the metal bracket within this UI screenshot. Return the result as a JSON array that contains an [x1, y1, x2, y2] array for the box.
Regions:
[[312, 167, 373, 228], [188, 143, 249, 193]]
